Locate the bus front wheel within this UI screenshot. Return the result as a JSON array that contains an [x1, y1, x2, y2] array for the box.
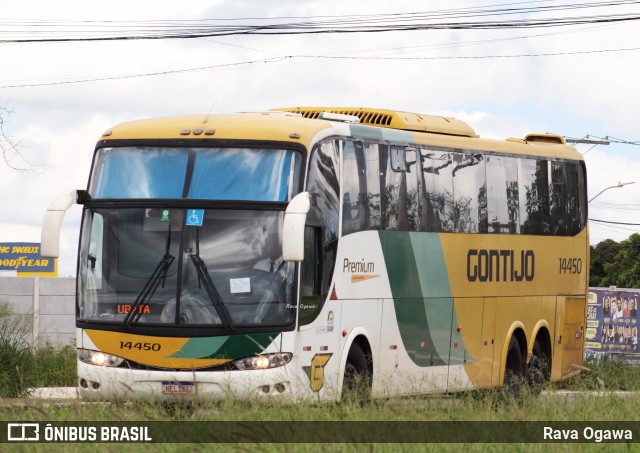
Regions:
[[341, 343, 372, 404]]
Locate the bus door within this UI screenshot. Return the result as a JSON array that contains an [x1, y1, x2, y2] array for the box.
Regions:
[[296, 225, 342, 397]]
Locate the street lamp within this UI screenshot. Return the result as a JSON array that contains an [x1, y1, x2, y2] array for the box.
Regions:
[[588, 181, 636, 203]]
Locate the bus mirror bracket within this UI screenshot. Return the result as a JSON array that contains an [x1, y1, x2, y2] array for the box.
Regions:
[[41, 189, 79, 258], [283, 192, 311, 262], [76, 189, 89, 205]]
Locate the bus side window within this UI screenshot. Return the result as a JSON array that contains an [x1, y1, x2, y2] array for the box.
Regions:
[[564, 162, 585, 235], [486, 155, 519, 234], [299, 225, 324, 326], [550, 162, 568, 235], [518, 158, 550, 235]]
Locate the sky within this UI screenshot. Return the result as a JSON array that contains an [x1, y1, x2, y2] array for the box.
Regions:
[[1, 0, 640, 277]]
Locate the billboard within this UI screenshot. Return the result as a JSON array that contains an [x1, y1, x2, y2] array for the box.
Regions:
[[0, 242, 57, 277], [585, 288, 639, 361]]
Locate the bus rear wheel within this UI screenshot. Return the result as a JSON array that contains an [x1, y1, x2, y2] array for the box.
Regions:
[[342, 343, 372, 404], [527, 339, 550, 395], [503, 336, 525, 401]]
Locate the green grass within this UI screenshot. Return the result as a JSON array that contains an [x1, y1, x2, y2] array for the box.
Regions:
[[552, 358, 640, 391], [31, 344, 77, 388], [1, 387, 639, 452], [1, 296, 640, 451], [0, 302, 77, 397]]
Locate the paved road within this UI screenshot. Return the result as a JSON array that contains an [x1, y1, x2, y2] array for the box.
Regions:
[[27, 388, 636, 401], [30, 387, 78, 399]]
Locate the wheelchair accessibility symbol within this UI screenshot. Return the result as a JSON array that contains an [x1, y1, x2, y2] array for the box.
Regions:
[[186, 209, 204, 227]]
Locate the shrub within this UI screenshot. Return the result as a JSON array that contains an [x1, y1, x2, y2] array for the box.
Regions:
[[0, 303, 34, 397]]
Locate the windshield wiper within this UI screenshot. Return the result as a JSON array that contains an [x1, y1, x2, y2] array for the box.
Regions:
[[189, 254, 234, 330], [189, 228, 234, 330], [123, 224, 174, 327], [123, 253, 174, 327]]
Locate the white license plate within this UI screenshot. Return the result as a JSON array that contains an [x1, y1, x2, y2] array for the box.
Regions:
[[162, 382, 195, 394]]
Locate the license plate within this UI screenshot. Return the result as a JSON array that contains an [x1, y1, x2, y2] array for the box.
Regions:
[[162, 382, 195, 394]]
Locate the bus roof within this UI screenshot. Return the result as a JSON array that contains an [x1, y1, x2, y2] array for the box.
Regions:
[[272, 106, 477, 137], [99, 112, 331, 146], [99, 109, 582, 161]]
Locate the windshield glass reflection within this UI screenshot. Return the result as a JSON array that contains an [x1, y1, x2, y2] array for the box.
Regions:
[[78, 208, 296, 329]]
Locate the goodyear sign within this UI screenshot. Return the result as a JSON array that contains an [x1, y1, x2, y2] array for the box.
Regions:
[[0, 242, 57, 277]]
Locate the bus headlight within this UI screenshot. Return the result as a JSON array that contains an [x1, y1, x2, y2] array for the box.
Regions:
[[233, 352, 292, 370], [78, 349, 125, 367]]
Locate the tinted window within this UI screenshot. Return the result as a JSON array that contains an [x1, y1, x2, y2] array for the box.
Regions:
[[90, 147, 301, 201], [566, 162, 586, 235], [518, 158, 550, 235], [307, 141, 340, 244], [91, 147, 188, 198], [451, 152, 486, 233], [486, 155, 519, 234], [333, 139, 585, 237], [188, 148, 298, 201], [380, 145, 420, 231], [421, 150, 454, 232], [307, 140, 341, 300], [549, 161, 586, 236], [550, 162, 567, 235], [342, 142, 381, 235]]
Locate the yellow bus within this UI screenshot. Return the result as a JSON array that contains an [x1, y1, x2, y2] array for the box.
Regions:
[[41, 107, 587, 401]]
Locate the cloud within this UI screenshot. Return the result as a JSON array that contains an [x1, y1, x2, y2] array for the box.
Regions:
[[2, 0, 640, 280]]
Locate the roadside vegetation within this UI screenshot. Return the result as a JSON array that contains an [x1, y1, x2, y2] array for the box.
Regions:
[[590, 233, 640, 287], [0, 303, 76, 397], [2, 302, 640, 451], [1, 376, 639, 452]]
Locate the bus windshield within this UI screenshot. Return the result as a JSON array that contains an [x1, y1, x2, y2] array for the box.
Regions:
[[78, 208, 296, 328], [78, 145, 302, 330], [89, 146, 300, 201]]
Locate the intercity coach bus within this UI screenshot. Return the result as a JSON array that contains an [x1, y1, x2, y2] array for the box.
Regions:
[[41, 107, 587, 401]]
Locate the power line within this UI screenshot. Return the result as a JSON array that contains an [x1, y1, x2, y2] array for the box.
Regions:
[[2, 3, 640, 43], [576, 134, 640, 145], [301, 46, 640, 60], [591, 219, 640, 225], [3, 45, 640, 90], [0, 57, 288, 89]]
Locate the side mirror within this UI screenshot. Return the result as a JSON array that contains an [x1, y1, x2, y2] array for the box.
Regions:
[[282, 192, 311, 262], [41, 190, 79, 258]]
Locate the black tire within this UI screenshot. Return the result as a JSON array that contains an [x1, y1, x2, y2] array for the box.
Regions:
[[342, 343, 372, 404], [527, 339, 550, 396], [503, 336, 525, 401]]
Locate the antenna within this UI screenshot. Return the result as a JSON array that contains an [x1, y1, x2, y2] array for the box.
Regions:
[[203, 101, 218, 124]]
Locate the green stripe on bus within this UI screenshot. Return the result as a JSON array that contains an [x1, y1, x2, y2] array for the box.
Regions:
[[379, 231, 446, 366], [169, 333, 277, 360], [379, 231, 473, 367], [349, 124, 414, 143]]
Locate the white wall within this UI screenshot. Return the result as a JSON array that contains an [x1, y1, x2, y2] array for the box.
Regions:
[[0, 276, 75, 347]]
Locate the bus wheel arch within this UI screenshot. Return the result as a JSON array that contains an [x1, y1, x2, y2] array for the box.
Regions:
[[341, 334, 373, 402]]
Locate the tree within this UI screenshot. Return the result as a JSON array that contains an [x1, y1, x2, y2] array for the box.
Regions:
[[590, 239, 621, 287], [590, 234, 640, 288], [0, 105, 42, 172]]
